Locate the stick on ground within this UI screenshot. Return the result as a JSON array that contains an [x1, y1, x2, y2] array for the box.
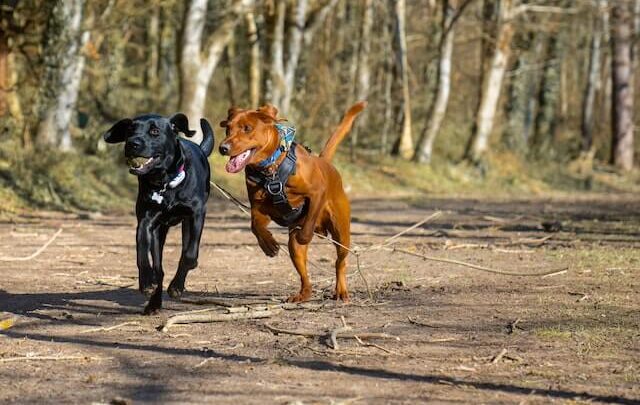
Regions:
[[0, 228, 62, 262], [161, 309, 283, 332]]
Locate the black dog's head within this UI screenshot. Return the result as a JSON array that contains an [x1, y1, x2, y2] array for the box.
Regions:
[[103, 113, 195, 176]]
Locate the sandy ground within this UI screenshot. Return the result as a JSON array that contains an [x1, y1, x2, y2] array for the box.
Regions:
[[0, 195, 639, 404]]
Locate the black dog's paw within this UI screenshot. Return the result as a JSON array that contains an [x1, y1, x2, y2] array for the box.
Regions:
[[140, 284, 159, 298], [258, 236, 279, 257], [143, 304, 161, 316], [167, 283, 184, 299]]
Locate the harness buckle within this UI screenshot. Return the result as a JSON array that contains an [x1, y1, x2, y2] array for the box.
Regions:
[[266, 181, 283, 196]]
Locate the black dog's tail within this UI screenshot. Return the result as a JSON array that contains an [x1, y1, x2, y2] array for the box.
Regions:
[[199, 119, 215, 157]]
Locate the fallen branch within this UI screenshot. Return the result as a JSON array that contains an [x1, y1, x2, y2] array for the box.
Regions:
[[491, 348, 508, 364], [0, 228, 62, 262], [390, 247, 568, 277], [407, 316, 440, 328], [354, 335, 401, 355], [330, 317, 351, 350], [0, 355, 110, 363], [161, 309, 282, 332], [264, 323, 399, 341], [79, 321, 140, 334], [369, 211, 443, 250]]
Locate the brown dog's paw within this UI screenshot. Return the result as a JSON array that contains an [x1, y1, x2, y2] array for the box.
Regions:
[[332, 289, 350, 303], [258, 235, 280, 257], [295, 230, 313, 245], [286, 288, 312, 303]]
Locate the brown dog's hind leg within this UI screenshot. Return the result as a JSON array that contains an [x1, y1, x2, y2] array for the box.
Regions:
[[286, 233, 312, 302], [328, 218, 350, 302]]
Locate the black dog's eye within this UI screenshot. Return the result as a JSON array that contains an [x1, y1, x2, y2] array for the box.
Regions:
[[243, 125, 252, 133], [149, 128, 160, 136]]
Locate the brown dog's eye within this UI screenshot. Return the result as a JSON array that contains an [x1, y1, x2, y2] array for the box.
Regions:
[[243, 125, 252, 133], [150, 128, 160, 136]]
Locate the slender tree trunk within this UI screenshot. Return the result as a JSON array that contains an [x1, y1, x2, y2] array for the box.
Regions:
[[267, 0, 286, 108], [147, 7, 160, 106], [532, 36, 562, 153], [246, 10, 260, 108], [179, 0, 252, 144], [415, 0, 456, 164], [610, 1, 634, 171], [224, 38, 237, 105], [581, 0, 606, 151], [381, 10, 394, 156], [280, 0, 307, 114], [466, 0, 514, 163], [350, 0, 373, 160], [36, 0, 89, 151], [391, 0, 414, 160]]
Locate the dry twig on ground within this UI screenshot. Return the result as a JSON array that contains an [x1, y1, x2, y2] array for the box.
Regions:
[[0, 228, 62, 262]]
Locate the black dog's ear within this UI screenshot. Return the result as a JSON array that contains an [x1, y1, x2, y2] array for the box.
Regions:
[[103, 118, 133, 144], [170, 113, 196, 137]]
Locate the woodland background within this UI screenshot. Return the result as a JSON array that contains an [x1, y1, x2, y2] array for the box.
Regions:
[[0, 0, 639, 213]]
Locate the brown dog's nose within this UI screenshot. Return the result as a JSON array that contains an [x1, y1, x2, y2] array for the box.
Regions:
[[219, 143, 230, 156]]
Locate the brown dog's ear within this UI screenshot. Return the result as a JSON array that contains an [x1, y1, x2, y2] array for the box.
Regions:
[[257, 104, 278, 119], [103, 118, 132, 144], [170, 113, 196, 137]]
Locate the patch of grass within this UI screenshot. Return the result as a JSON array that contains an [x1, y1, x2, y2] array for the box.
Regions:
[[535, 327, 572, 340]]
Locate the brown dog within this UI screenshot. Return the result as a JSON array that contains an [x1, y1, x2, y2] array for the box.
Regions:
[[219, 102, 366, 302]]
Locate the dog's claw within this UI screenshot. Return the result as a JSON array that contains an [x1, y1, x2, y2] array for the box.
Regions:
[[286, 288, 312, 303], [167, 284, 184, 299], [332, 290, 350, 303], [258, 236, 279, 257], [141, 284, 158, 298]]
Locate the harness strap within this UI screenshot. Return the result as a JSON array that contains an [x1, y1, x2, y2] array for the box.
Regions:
[[246, 143, 306, 226]]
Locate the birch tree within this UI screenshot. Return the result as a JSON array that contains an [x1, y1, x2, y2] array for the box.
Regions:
[[179, 0, 253, 144], [610, 1, 634, 171], [246, 9, 260, 108], [391, 0, 414, 160], [350, 0, 373, 159], [36, 0, 90, 151], [415, 0, 457, 164], [267, 0, 337, 115], [465, 0, 514, 163]]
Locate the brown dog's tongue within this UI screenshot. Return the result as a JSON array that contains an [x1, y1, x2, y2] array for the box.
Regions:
[[225, 150, 251, 173]]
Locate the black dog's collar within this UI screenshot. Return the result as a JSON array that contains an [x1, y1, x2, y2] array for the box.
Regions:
[[149, 145, 187, 204], [246, 143, 306, 226]]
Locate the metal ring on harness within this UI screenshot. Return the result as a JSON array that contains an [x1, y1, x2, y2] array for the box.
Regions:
[[266, 182, 284, 196]]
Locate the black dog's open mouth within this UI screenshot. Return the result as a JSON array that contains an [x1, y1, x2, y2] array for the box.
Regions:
[[127, 156, 158, 175], [225, 149, 255, 173]]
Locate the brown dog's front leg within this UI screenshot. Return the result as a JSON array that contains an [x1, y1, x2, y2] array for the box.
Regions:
[[295, 192, 324, 245], [251, 209, 279, 257]]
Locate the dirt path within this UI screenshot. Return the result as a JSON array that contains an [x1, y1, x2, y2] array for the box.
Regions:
[[1, 196, 639, 404]]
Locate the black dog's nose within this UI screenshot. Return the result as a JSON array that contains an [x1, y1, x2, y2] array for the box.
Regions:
[[219, 143, 230, 156], [127, 137, 144, 152]]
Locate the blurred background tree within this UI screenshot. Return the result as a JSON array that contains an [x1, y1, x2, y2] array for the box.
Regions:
[[1, 0, 639, 213]]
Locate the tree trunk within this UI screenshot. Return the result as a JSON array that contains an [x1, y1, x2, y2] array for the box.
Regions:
[[610, 1, 634, 171], [224, 37, 237, 105], [267, 0, 286, 108], [581, 0, 606, 152], [280, 0, 307, 114], [179, 0, 253, 144], [350, 0, 373, 160], [381, 8, 394, 156], [415, 0, 456, 164], [246, 9, 260, 108], [391, 0, 414, 160], [532, 35, 562, 153], [36, 0, 89, 151], [466, 0, 514, 163]]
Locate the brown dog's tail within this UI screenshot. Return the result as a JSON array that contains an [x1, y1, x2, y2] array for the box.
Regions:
[[319, 101, 367, 162]]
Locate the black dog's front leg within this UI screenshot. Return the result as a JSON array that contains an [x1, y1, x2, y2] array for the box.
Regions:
[[168, 212, 205, 298], [136, 219, 167, 314]]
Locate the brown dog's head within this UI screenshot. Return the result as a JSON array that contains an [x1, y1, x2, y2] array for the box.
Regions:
[[218, 105, 281, 173]]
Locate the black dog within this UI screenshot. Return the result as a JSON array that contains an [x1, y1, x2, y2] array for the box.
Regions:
[[104, 113, 214, 314]]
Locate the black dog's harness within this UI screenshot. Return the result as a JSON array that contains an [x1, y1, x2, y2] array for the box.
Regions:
[[246, 142, 306, 226]]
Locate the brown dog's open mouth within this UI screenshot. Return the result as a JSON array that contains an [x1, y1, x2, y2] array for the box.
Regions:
[[226, 149, 254, 173], [127, 156, 157, 175]]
